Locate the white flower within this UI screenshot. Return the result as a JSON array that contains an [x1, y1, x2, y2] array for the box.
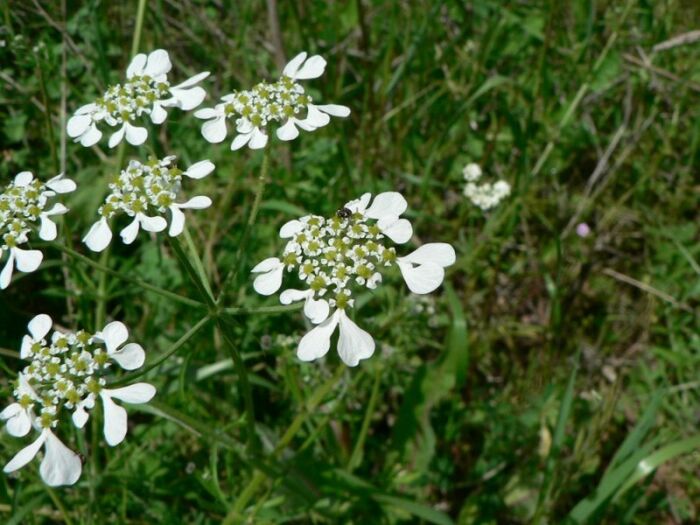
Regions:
[[67, 49, 209, 148], [1, 315, 156, 486], [83, 157, 214, 252], [195, 51, 350, 151], [397, 243, 456, 294], [3, 428, 82, 487], [251, 191, 455, 365], [0, 172, 76, 290], [462, 163, 482, 182]]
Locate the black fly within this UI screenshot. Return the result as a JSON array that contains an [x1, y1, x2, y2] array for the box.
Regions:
[[336, 207, 352, 219]]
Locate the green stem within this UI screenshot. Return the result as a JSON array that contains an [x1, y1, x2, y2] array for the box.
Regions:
[[131, 0, 148, 57], [347, 365, 382, 471], [222, 303, 302, 316], [217, 149, 270, 303], [109, 315, 210, 386], [222, 366, 345, 524], [45, 486, 74, 525], [182, 225, 215, 301], [53, 243, 206, 309], [94, 248, 110, 329]]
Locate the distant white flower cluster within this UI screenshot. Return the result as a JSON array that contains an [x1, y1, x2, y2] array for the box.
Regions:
[[252, 192, 455, 366], [0, 172, 76, 289], [196, 52, 350, 150], [67, 49, 209, 148], [83, 156, 214, 252], [1, 315, 155, 486], [462, 163, 511, 210]]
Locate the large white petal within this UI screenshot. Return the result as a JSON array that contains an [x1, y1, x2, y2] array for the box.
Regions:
[[316, 104, 351, 117], [276, 119, 300, 141], [194, 108, 219, 120], [105, 383, 156, 404], [125, 122, 147, 146], [397, 260, 446, 295], [0, 252, 15, 289], [366, 192, 408, 220], [150, 103, 167, 124], [3, 432, 46, 473], [14, 171, 34, 187], [171, 86, 206, 110], [252, 266, 284, 296], [379, 217, 412, 244], [184, 160, 215, 179], [126, 53, 147, 78], [46, 173, 76, 194], [248, 128, 268, 149], [297, 312, 339, 362], [303, 104, 331, 128], [109, 342, 145, 370], [282, 52, 308, 78], [72, 404, 90, 429], [79, 124, 102, 147], [177, 196, 212, 210], [39, 215, 58, 241], [305, 297, 330, 325], [168, 206, 186, 237], [171, 71, 210, 90], [230, 132, 251, 151], [345, 193, 372, 213], [337, 311, 375, 366], [202, 117, 228, 144], [20, 335, 33, 359], [14, 248, 43, 273], [99, 321, 129, 353], [3, 405, 31, 437], [294, 55, 327, 79], [144, 49, 172, 77], [40, 430, 82, 486], [279, 220, 304, 238], [279, 289, 309, 304], [108, 124, 126, 149], [401, 243, 456, 267], [28, 314, 52, 341], [67, 114, 92, 138], [139, 214, 167, 233], [120, 216, 141, 244], [83, 218, 113, 252], [251, 257, 282, 273], [100, 393, 128, 446]]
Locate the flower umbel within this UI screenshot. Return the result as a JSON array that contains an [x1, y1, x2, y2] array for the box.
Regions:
[[67, 49, 209, 148], [462, 163, 511, 210], [0, 172, 76, 289], [251, 192, 455, 366], [1, 315, 156, 486], [83, 156, 214, 252], [195, 51, 350, 150]]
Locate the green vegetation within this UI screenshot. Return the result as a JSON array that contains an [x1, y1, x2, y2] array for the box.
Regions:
[[1, 0, 699, 523]]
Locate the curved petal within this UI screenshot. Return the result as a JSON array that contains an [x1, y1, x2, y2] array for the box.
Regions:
[[46, 175, 76, 194], [139, 214, 167, 233], [316, 104, 351, 117], [14, 171, 34, 187], [124, 122, 148, 146], [40, 430, 82, 486], [3, 405, 31, 437], [3, 432, 46, 473], [297, 312, 339, 362], [72, 404, 90, 429], [248, 128, 268, 149], [171, 86, 206, 110], [177, 196, 212, 210], [337, 311, 375, 367], [171, 71, 210, 90], [108, 124, 126, 149], [144, 49, 172, 78], [251, 257, 283, 273], [305, 297, 330, 324], [126, 53, 147, 78], [279, 220, 304, 238], [294, 55, 327, 80], [282, 52, 308, 78], [276, 119, 300, 141], [99, 321, 129, 353], [194, 108, 219, 120], [14, 248, 43, 273], [0, 252, 15, 289], [105, 383, 156, 404], [397, 260, 446, 295], [168, 206, 186, 237], [184, 160, 215, 179], [401, 243, 456, 267], [20, 335, 34, 359], [252, 265, 284, 296], [100, 393, 128, 446], [345, 193, 372, 213], [39, 215, 58, 241], [303, 104, 331, 128], [28, 314, 52, 341], [83, 218, 113, 252], [109, 342, 145, 370], [379, 218, 412, 244], [67, 114, 92, 138], [150, 103, 167, 124], [120, 216, 141, 245], [202, 117, 228, 144], [79, 124, 102, 147], [279, 289, 309, 305], [366, 192, 408, 220]]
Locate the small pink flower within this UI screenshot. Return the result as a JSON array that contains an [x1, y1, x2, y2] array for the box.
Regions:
[[576, 223, 591, 238]]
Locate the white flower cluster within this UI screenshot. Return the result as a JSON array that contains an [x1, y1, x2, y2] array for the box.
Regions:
[[67, 49, 209, 148], [462, 163, 511, 210], [83, 156, 215, 252], [1, 315, 155, 486], [252, 192, 455, 366], [0, 172, 76, 289], [196, 52, 350, 150]]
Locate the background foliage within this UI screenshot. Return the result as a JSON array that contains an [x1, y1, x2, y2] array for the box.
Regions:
[[1, 0, 699, 523]]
